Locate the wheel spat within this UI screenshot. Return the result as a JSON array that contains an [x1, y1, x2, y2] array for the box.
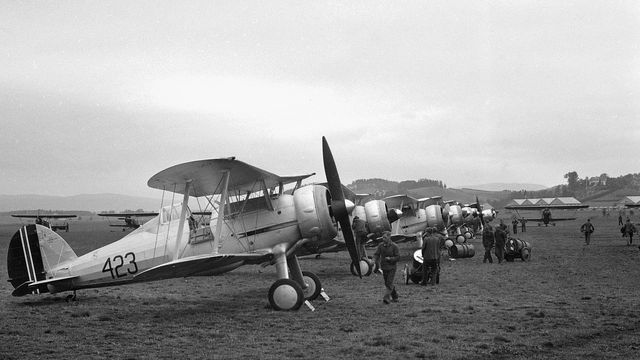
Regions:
[[322, 136, 362, 277]]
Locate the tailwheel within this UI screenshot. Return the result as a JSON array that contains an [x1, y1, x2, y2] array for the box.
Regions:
[[268, 279, 304, 311], [65, 291, 77, 302], [301, 271, 322, 301], [521, 249, 531, 262], [350, 259, 372, 277]]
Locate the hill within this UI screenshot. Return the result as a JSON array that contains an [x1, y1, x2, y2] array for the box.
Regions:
[[0, 193, 161, 212], [454, 183, 548, 192]]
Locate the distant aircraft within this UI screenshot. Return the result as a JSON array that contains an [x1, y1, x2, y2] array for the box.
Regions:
[[11, 213, 77, 232], [504, 204, 588, 226], [7, 137, 361, 311], [98, 212, 159, 231]]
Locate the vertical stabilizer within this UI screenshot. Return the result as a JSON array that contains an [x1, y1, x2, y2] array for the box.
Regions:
[[7, 224, 77, 296]]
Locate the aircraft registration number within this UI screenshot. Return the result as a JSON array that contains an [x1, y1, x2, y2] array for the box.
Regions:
[[102, 252, 138, 279]]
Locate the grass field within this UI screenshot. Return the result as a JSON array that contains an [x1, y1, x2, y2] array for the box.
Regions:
[[1, 213, 639, 359]]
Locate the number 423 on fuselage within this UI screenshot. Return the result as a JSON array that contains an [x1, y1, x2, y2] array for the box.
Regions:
[[7, 137, 361, 311]]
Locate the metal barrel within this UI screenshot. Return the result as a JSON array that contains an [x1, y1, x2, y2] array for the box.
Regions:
[[449, 244, 475, 258]]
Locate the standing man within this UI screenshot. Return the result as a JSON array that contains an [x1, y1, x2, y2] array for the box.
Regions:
[[520, 218, 527, 233], [511, 218, 518, 234], [622, 218, 637, 246], [421, 227, 444, 286], [372, 231, 400, 304], [618, 214, 624, 226], [580, 218, 595, 245], [482, 224, 495, 264], [494, 224, 507, 263], [351, 216, 368, 248]]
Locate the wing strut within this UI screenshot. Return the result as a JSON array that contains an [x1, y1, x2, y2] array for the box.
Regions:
[[173, 180, 192, 261], [212, 171, 230, 254]]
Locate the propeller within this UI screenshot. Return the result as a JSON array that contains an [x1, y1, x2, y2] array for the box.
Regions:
[[322, 136, 362, 277], [475, 196, 485, 227]]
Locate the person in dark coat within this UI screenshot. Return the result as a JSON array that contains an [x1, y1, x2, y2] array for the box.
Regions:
[[622, 218, 637, 246], [511, 218, 518, 234], [580, 218, 595, 245], [482, 224, 495, 264], [351, 216, 368, 243], [421, 227, 444, 286], [494, 225, 507, 263], [520, 218, 527, 232], [372, 231, 400, 304]]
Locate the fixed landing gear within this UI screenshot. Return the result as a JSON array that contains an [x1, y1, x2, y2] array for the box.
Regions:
[[350, 258, 373, 277], [301, 271, 321, 301], [268, 279, 304, 311], [268, 247, 325, 311]]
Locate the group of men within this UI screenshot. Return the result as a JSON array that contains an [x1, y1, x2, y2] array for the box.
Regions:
[[369, 227, 446, 304], [482, 219, 510, 263]]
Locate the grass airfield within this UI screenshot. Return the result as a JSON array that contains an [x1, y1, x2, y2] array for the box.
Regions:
[[1, 214, 640, 359]]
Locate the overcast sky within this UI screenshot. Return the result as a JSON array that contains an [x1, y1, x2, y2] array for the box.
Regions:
[[1, 1, 639, 198]]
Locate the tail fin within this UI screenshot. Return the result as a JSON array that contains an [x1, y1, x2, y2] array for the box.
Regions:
[[7, 224, 77, 296]]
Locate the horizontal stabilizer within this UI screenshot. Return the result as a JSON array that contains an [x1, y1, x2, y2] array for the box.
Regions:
[[11, 275, 79, 296]]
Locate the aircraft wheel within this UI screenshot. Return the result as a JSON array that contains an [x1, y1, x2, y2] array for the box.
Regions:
[[521, 249, 531, 262], [268, 279, 303, 311], [301, 271, 321, 301], [350, 259, 373, 277]]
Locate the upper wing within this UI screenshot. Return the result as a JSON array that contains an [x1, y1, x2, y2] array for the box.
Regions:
[[12, 214, 77, 219], [133, 252, 271, 282], [98, 212, 158, 218], [147, 158, 314, 197], [383, 194, 418, 209]]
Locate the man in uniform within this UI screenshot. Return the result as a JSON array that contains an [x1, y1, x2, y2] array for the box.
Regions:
[[421, 227, 444, 286], [482, 224, 495, 264], [580, 218, 595, 245], [372, 231, 400, 304], [494, 224, 507, 263], [351, 216, 368, 247], [621, 218, 636, 246]]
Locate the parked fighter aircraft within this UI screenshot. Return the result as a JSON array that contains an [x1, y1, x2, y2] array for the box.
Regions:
[[383, 195, 446, 246], [11, 213, 77, 232], [7, 137, 360, 311], [504, 204, 588, 226], [98, 212, 159, 231]]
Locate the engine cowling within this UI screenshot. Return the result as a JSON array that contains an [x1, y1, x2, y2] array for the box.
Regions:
[[425, 204, 445, 229], [294, 185, 338, 241], [448, 204, 464, 226], [363, 200, 392, 235], [482, 209, 497, 222]]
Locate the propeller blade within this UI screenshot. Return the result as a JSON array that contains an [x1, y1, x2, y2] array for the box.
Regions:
[[476, 196, 485, 227], [322, 136, 361, 277]]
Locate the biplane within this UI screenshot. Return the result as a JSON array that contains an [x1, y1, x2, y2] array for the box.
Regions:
[[98, 212, 159, 231], [11, 213, 77, 232], [7, 137, 361, 311], [504, 203, 588, 226], [383, 195, 446, 247]]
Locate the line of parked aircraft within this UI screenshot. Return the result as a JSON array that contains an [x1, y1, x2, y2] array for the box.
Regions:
[[7, 136, 586, 311]]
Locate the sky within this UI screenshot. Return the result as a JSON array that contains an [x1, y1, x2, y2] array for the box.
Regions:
[[1, 0, 639, 198]]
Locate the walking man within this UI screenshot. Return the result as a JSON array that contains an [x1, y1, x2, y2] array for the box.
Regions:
[[494, 225, 507, 263], [372, 231, 400, 304], [622, 218, 637, 246], [482, 224, 495, 264], [421, 227, 444, 286], [580, 218, 595, 245]]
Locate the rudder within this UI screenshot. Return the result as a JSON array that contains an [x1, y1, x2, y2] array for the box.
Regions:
[[7, 224, 78, 296]]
